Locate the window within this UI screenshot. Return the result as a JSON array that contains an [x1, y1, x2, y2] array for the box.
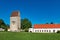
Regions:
[[53, 30, 55, 33], [35, 30, 39, 32], [47, 30, 48, 32], [12, 21, 15, 25], [42, 30, 43, 32], [49, 30, 51, 32], [44, 30, 46, 32], [40, 30, 41, 32]]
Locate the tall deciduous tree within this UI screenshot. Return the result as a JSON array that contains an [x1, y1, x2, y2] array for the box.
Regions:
[[21, 18, 32, 29], [50, 22, 54, 24], [0, 19, 6, 28], [46, 23, 49, 24], [0, 19, 9, 31]]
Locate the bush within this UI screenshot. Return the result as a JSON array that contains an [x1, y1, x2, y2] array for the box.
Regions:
[[57, 31, 60, 33], [30, 31, 32, 33], [25, 29, 28, 32]]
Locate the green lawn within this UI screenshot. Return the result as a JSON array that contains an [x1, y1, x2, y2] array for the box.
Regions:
[[0, 32, 60, 40]]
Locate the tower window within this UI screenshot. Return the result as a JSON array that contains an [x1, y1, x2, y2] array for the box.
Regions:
[[12, 21, 15, 25]]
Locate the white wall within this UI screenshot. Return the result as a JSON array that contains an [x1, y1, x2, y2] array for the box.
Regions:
[[29, 28, 60, 33], [10, 17, 20, 32]]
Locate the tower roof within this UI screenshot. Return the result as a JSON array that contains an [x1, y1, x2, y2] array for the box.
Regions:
[[11, 11, 19, 17]]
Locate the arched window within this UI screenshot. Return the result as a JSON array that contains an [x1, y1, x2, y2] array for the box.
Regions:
[[53, 30, 55, 33], [44, 30, 46, 32], [35, 30, 39, 32], [12, 21, 15, 25], [47, 30, 48, 32], [42, 30, 43, 32], [40, 30, 41, 32]]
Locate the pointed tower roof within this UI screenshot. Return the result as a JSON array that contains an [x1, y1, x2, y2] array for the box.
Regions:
[[11, 11, 20, 17]]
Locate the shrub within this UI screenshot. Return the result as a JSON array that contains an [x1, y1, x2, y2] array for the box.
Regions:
[[25, 29, 28, 32], [30, 31, 32, 32], [57, 31, 60, 33]]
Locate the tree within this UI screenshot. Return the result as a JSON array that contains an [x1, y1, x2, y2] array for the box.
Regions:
[[0, 19, 6, 28], [5, 24, 10, 31], [50, 22, 54, 24], [0, 19, 8, 31], [21, 18, 32, 29], [46, 23, 49, 24]]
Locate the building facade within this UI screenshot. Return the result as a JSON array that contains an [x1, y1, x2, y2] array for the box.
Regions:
[[10, 11, 21, 32], [29, 24, 60, 33]]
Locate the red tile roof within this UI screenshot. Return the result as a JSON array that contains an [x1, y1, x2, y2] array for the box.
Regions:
[[11, 11, 19, 17], [34, 24, 60, 28]]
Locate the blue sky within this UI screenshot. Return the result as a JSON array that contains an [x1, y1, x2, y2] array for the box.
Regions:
[[0, 0, 60, 25]]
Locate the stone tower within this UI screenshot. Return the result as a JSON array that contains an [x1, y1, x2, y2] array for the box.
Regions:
[[10, 11, 21, 32]]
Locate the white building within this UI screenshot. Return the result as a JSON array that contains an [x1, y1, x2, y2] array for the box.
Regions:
[[10, 11, 21, 32], [0, 28, 5, 31], [29, 24, 60, 33]]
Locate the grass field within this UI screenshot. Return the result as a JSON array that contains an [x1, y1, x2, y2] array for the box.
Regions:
[[0, 32, 60, 40]]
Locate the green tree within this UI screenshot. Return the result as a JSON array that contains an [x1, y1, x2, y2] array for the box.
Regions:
[[0, 19, 8, 31], [46, 22, 49, 24], [5, 24, 10, 31], [21, 18, 32, 29], [0, 19, 6, 28], [50, 22, 54, 24]]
